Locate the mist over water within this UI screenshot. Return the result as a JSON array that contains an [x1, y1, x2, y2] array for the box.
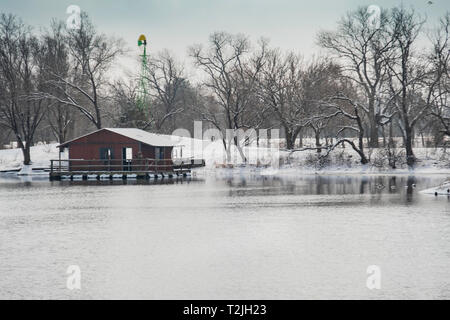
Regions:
[[1, 173, 449, 299]]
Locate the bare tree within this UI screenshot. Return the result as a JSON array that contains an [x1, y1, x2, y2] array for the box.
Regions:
[[43, 13, 125, 129], [385, 7, 426, 166], [325, 90, 370, 164], [288, 64, 373, 164], [36, 20, 75, 143], [258, 50, 307, 149], [428, 12, 450, 137], [189, 32, 267, 161], [145, 50, 189, 133], [303, 58, 342, 152], [318, 6, 395, 148], [0, 14, 45, 165]]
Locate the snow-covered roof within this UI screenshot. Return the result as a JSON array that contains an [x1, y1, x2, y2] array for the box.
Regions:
[[106, 128, 178, 147], [59, 128, 178, 148]]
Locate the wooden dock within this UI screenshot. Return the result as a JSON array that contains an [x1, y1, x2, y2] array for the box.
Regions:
[[49, 158, 205, 181]]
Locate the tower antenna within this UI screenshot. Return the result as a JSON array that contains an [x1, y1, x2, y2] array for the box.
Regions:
[[137, 34, 150, 117]]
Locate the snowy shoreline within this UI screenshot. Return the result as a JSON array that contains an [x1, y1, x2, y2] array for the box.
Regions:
[[1, 141, 450, 177], [203, 166, 450, 177]]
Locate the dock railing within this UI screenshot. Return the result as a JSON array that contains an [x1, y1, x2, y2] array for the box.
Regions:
[[50, 158, 205, 177]]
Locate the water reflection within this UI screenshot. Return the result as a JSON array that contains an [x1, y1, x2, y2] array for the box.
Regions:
[[223, 174, 443, 194], [0, 173, 203, 187], [217, 174, 450, 208], [1, 172, 450, 299], [1, 172, 449, 203], [54, 176, 203, 187]]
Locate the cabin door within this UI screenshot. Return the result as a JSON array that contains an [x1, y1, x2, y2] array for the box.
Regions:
[[155, 147, 164, 169], [100, 148, 113, 171], [122, 147, 133, 171]]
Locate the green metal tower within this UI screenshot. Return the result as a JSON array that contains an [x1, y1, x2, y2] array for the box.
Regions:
[[137, 34, 150, 116]]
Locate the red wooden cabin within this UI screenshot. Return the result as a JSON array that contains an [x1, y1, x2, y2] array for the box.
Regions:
[[57, 128, 177, 173]]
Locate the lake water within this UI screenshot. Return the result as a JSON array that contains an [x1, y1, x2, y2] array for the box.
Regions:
[[1, 172, 450, 299]]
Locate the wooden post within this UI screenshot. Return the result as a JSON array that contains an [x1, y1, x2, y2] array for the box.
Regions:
[[58, 148, 62, 173]]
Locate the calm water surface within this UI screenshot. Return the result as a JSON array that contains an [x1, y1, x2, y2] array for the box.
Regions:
[[1, 172, 450, 299]]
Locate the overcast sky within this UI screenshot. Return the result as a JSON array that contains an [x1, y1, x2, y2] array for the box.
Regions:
[[1, 0, 448, 78]]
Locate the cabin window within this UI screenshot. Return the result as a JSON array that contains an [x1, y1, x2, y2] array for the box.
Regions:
[[155, 147, 164, 160], [100, 148, 113, 160]]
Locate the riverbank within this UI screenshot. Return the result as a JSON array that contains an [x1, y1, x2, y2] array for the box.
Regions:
[[1, 140, 449, 176]]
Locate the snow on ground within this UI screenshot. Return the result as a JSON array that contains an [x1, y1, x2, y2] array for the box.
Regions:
[[1, 136, 450, 176], [0, 143, 65, 171], [271, 147, 450, 175], [175, 135, 450, 175]]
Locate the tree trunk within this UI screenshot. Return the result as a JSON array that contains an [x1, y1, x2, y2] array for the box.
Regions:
[[369, 120, 379, 148], [354, 107, 367, 163], [368, 96, 379, 148], [286, 135, 294, 150], [389, 121, 395, 147], [17, 137, 32, 166], [381, 126, 386, 147], [284, 126, 295, 150], [405, 125, 415, 167], [327, 139, 368, 164], [95, 105, 102, 129], [21, 143, 31, 165], [358, 130, 365, 157], [349, 141, 369, 164], [236, 143, 247, 163], [222, 138, 232, 163], [298, 129, 303, 147], [58, 130, 65, 144], [23, 147, 31, 165], [315, 131, 321, 153]]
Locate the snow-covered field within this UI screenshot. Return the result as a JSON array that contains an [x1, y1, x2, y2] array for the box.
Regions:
[[0, 143, 65, 171]]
